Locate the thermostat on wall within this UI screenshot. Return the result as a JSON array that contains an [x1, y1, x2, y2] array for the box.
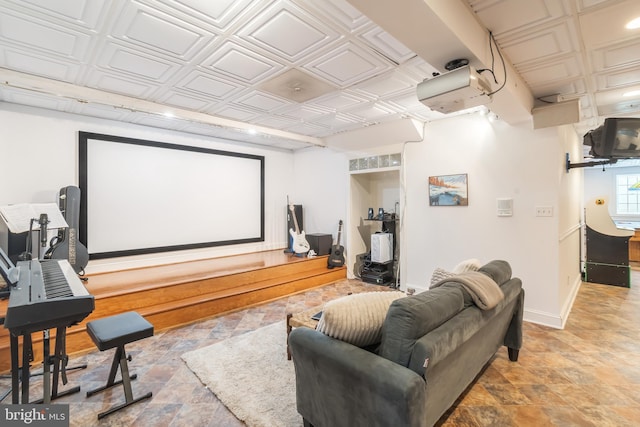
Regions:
[[497, 198, 513, 216]]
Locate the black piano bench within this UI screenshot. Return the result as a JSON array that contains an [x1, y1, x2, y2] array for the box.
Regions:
[[85, 311, 154, 419]]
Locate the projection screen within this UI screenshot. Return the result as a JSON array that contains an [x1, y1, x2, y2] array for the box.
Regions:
[[79, 132, 264, 259]]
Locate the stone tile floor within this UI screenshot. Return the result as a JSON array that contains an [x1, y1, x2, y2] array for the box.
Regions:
[[1, 275, 639, 426]]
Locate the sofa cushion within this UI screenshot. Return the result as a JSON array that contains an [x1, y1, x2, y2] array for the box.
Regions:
[[316, 291, 406, 347], [378, 286, 464, 367], [478, 260, 512, 285], [435, 281, 474, 308]]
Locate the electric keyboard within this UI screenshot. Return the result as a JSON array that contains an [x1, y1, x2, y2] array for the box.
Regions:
[[3, 259, 94, 335]]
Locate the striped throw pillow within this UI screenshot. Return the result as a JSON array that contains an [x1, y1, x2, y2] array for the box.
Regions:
[[316, 291, 406, 347]]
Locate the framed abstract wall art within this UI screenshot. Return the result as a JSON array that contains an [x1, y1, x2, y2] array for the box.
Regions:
[[429, 174, 468, 206]]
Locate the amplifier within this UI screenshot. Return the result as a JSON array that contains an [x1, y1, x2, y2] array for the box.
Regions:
[[306, 233, 332, 256], [361, 269, 393, 285]]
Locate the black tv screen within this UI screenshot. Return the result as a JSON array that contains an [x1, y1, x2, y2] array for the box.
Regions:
[[584, 118, 640, 159]]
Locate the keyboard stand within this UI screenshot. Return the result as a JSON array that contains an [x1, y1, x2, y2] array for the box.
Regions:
[[8, 327, 84, 404], [32, 327, 84, 404]]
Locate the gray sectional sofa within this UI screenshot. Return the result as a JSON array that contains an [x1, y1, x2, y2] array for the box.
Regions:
[[289, 260, 524, 427]]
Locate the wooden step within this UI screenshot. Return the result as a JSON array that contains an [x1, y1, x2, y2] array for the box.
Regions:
[[0, 250, 346, 373]]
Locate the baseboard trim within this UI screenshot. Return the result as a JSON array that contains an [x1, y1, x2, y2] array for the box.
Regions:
[[524, 309, 563, 329]]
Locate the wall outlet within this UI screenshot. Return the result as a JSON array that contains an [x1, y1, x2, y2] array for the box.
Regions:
[[535, 206, 553, 217]]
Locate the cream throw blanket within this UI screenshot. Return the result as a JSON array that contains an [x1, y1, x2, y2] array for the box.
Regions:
[[432, 271, 504, 310]]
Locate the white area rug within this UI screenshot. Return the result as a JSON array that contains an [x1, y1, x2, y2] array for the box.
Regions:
[[181, 322, 301, 427]]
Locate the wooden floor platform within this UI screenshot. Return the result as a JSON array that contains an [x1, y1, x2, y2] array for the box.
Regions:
[[0, 249, 346, 374]]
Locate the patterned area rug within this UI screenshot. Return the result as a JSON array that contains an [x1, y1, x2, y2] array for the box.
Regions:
[[181, 321, 301, 427]]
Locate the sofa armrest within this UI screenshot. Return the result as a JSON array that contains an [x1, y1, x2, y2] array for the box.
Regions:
[[289, 327, 426, 427], [503, 287, 525, 360]]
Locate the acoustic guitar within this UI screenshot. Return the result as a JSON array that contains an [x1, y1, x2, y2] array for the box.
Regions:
[[327, 220, 345, 268], [45, 186, 89, 275], [289, 204, 310, 254]]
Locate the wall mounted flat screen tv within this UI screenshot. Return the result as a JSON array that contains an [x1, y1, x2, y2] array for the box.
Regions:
[[584, 117, 640, 159]]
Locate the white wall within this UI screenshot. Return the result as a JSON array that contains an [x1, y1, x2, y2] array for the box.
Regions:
[[292, 146, 349, 240], [1, 103, 585, 327], [0, 103, 295, 273], [400, 113, 579, 327], [584, 163, 640, 221], [557, 125, 584, 327]]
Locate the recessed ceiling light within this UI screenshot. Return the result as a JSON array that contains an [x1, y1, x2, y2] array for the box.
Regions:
[[626, 16, 640, 29], [623, 90, 640, 98]]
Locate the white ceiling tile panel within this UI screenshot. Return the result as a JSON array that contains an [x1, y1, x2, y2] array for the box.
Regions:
[[202, 41, 283, 83], [275, 104, 332, 120], [96, 42, 182, 82], [150, 0, 265, 32], [303, 43, 392, 87], [519, 57, 582, 86], [352, 72, 417, 99], [1, 48, 81, 81], [500, 23, 576, 66], [359, 27, 416, 65], [467, 0, 567, 36], [6, 0, 112, 29], [0, 10, 92, 60], [307, 91, 369, 110], [110, 3, 214, 60], [238, 1, 340, 61], [402, 57, 441, 82], [528, 78, 587, 99], [235, 91, 291, 111], [86, 73, 156, 97], [595, 69, 640, 91], [590, 40, 640, 73], [577, 0, 611, 10], [175, 71, 243, 99], [578, 0, 640, 48], [298, 0, 369, 33]]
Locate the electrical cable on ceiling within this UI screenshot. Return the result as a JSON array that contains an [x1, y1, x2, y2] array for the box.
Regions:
[[477, 31, 507, 97]]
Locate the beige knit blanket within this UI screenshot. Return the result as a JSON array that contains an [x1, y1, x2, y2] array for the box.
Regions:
[[432, 271, 504, 310]]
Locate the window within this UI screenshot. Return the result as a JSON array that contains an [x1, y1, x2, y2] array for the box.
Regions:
[[616, 173, 640, 214]]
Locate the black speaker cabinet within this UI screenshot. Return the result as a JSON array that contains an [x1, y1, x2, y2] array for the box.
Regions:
[[585, 262, 630, 287], [0, 220, 28, 264], [306, 233, 332, 256]]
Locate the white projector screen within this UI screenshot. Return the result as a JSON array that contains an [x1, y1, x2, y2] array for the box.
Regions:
[[79, 132, 264, 259]]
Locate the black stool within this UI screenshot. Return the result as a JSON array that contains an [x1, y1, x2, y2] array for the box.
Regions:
[[85, 311, 154, 419]]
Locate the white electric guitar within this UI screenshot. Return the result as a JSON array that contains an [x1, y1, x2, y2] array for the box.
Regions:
[[289, 204, 310, 254]]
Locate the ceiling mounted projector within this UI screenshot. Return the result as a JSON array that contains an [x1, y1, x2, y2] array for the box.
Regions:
[[417, 65, 492, 114]]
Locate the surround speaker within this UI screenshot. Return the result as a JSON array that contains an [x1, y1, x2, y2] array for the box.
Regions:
[[532, 99, 580, 129]]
